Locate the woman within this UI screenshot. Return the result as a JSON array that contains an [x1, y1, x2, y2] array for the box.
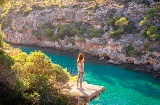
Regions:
[[77, 53, 84, 89]]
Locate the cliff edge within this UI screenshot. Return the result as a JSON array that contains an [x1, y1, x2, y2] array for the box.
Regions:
[[61, 82, 105, 105]]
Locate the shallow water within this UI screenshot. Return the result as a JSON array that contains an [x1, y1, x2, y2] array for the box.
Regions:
[[14, 45, 160, 105]]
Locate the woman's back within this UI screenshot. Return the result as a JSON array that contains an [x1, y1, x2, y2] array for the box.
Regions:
[[77, 61, 84, 72]]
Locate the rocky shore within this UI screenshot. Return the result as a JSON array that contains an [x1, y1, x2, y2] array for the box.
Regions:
[[10, 42, 160, 78], [2, 1, 160, 77]]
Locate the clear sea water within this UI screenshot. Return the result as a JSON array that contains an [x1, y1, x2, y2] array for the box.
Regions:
[[13, 45, 160, 105]]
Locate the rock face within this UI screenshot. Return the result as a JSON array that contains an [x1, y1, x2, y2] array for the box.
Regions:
[[61, 82, 105, 105], [2, 1, 160, 76]]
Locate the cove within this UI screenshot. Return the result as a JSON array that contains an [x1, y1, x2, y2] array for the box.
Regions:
[[13, 45, 160, 105]]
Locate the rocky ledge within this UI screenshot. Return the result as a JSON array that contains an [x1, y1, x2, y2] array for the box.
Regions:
[[61, 82, 105, 105]]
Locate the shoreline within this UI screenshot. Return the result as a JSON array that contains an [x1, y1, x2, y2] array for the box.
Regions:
[[10, 43, 160, 78]]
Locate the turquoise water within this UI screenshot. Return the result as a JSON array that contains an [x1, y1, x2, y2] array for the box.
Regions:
[[14, 45, 160, 105]]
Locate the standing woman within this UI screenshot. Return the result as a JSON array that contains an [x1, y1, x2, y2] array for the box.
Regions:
[[77, 53, 84, 89]]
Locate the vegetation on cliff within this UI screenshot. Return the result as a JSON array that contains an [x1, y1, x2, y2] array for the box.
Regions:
[[140, 6, 160, 41]]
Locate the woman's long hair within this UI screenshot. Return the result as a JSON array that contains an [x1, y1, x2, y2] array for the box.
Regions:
[[77, 53, 84, 63]]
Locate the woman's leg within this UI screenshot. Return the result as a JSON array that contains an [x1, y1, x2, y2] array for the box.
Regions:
[[80, 72, 84, 89], [77, 72, 80, 87]]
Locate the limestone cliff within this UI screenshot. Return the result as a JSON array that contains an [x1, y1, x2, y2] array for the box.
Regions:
[[1, 0, 160, 76]]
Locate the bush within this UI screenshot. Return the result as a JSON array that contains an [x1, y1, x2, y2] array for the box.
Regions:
[[67, 37, 75, 44], [11, 50, 71, 104], [44, 28, 54, 37], [88, 11, 92, 16], [52, 35, 59, 41], [87, 28, 101, 39], [24, 7, 32, 13], [115, 17, 129, 27], [146, 7, 160, 19], [56, 24, 70, 39], [32, 30, 40, 36], [109, 27, 124, 39], [0, 49, 14, 67], [146, 26, 160, 40], [106, 19, 115, 26], [139, 17, 147, 26], [124, 44, 138, 57]]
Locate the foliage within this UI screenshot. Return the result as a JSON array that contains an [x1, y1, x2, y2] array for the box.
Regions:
[[87, 27, 101, 38], [0, 49, 14, 67], [109, 27, 124, 38], [124, 44, 138, 57], [67, 37, 75, 44], [32, 30, 40, 36], [39, 22, 104, 40], [0, 25, 4, 47], [115, 17, 129, 27], [106, 19, 115, 26], [56, 24, 71, 39], [24, 7, 32, 13], [44, 28, 54, 37], [139, 17, 147, 26], [107, 16, 129, 39], [52, 34, 59, 41], [88, 11, 92, 16], [139, 6, 160, 41], [0, 82, 25, 105], [11, 50, 71, 104], [146, 7, 160, 19], [146, 26, 160, 40]]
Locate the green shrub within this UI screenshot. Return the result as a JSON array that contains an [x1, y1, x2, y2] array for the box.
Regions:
[[69, 28, 78, 36], [56, 24, 70, 39], [115, 17, 129, 27], [67, 37, 75, 44], [52, 35, 59, 41], [0, 49, 14, 67], [109, 27, 124, 39], [146, 7, 160, 19], [24, 7, 32, 13], [139, 6, 160, 41], [87, 28, 101, 39], [44, 28, 54, 36], [32, 30, 40, 36], [106, 19, 115, 26], [78, 37, 85, 42], [124, 44, 138, 57], [139, 17, 147, 26], [11, 50, 71, 104], [88, 11, 92, 16], [146, 26, 160, 40]]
